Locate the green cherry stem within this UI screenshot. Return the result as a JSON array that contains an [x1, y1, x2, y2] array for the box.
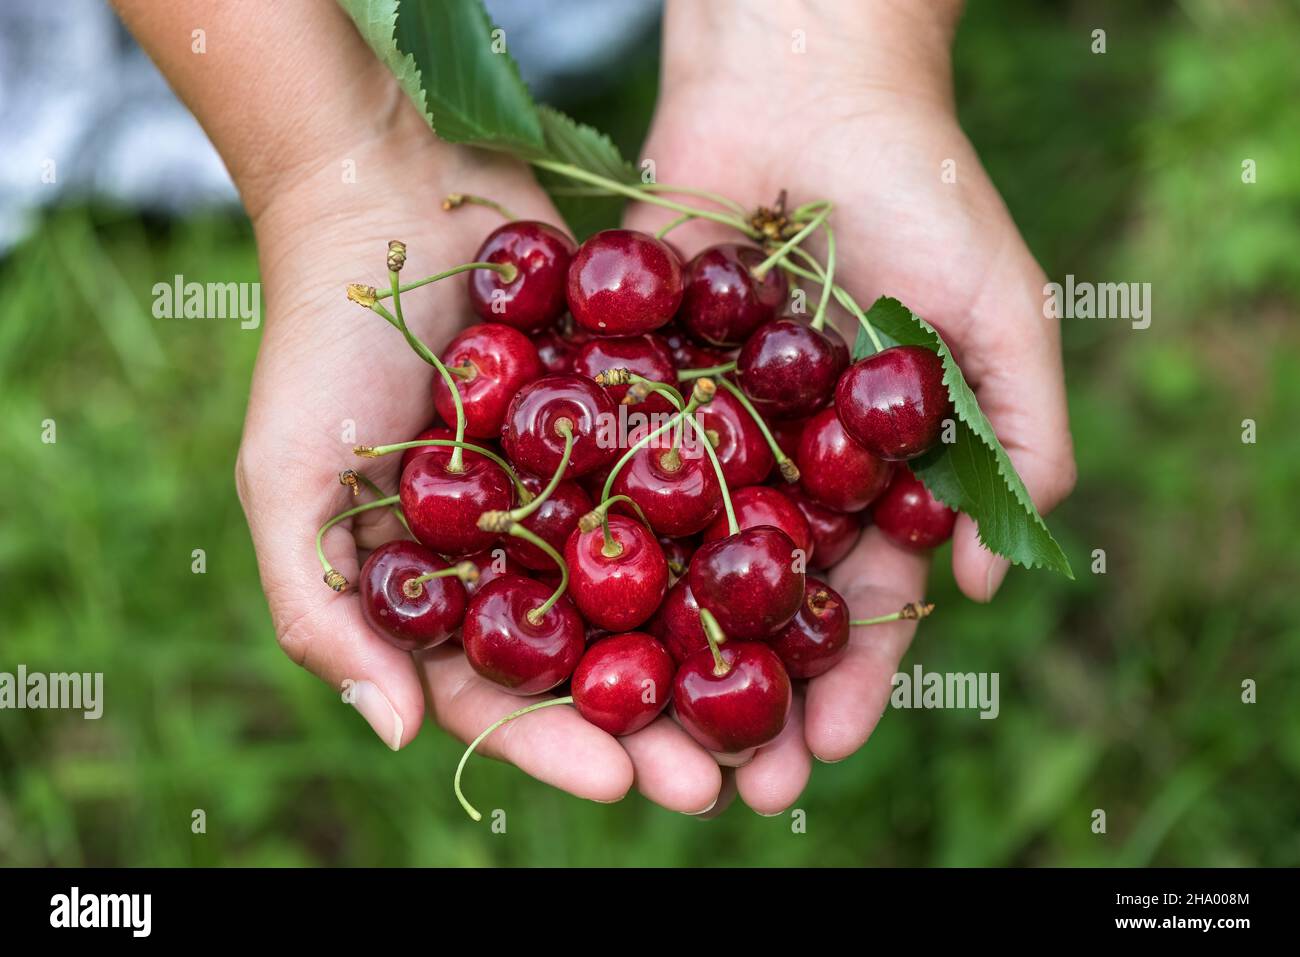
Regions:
[[316, 495, 399, 591], [680, 404, 739, 536], [598, 378, 709, 506], [850, 602, 935, 627], [714, 377, 800, 482], [677, 361, 737, 381], [640, 182, 750, 216], [655, 212, 696, 239], [492, 419, 574, 526], [442, 192, 516, 220], [354, 440, 530, 502], [339, 469, 412, 535], [578, 494, 655, 556], [455, 696, 575, 822], [698, 608, 731, 677], [401, 560, 479, 599], [811, 221, 836, 332], [371, 261, 518, 302], [752, 204, 832, 281], [783, 249, 885, 354], [506, 524, 569, 623]]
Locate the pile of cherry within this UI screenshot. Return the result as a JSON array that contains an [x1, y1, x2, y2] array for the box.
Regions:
[[331, 218, 955, 819]]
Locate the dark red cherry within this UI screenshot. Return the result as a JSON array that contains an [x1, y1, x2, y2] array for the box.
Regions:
[[702, 485, 813, 562], [778, 485, 862, 569], [796, 407, 894, 513], [433, 323, 543, 439], [399, 423, 491, 473], [571, 632, 675, 736], [460, 546, 525, 598], [400, 454, 513, 557], [610, 437, 722, 537], [872, 468, 957, 549], [649, 577, 707, 664], [468, 220, 576, 332], [736, 318, 848, 419], [688, 526, 805, 640], [660, 321, 733, 370], [696, 388, 773, 487], [658, 536, 697, 580], [566, 229, 683, 334], [461, 575, 584, 695], [573, 333, 677, 416], [358, 540, 467, 652], [767, 578, 850, 679], [504, 475, 592, 572], [679, 244, 788, 347], [501, 373, 618, 478], [564, 514, 669, 632], [834, 345, 951, 460], [673, 641, 792, 753], [770, 416, 808, 462]]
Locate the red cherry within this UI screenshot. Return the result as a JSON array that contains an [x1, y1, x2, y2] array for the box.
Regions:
[[770, 416, 808, 462], [660, 321, 734, 370], [564, 514, 668, 632], [767, 578, 850, 678], [468, 220, 576, 332], [566, 229, 683, 334], [462, 576, 584, 694], [533, 316, 592, 374], [461, 546, 524, 598], [688, 526, 805, 640], [679, 244, 788, 347], [658, 535, 697, 580], [358, 540, 467, 652], [834, 345, 951, 460], [696, 388, 774, 487], [400, 455, 513, 557], [504, 475, 593, 572], [673, 641, 792, 753], [399, 423, 491, 473], [872, 468, 957, 549], [796, 407, 894, 513], [702, 485, 813, 562], [433, 323, 543, 439], [501, 373, 617, 478], [571, 632, 675, 736], [649, 577, 707, 664], [610, 439, 722, 537], [778, 485, 862, 569], [736, 317, 848, 419], [573, 333, 677, 415]]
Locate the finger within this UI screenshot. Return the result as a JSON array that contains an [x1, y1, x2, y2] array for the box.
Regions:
[[238, 462, 427, 750], [736, 692, 811, 815], [417, 647, 635, 805], [807, 527, 930, 762], [619, 716, 723, 814], [691, 768, 739, 820], [951, 244, 1077, 601]]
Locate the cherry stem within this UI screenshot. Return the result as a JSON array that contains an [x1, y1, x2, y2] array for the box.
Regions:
[[782, 249, 885, 354], [442, 192, 516, 220], [640, 182, 749, 216], [811, 221, 836, 332], [315, 495, 399, 592], [580, 494, 654, 556], [655, 213, 695, 239], [713, 377, 800, 482], [678, 361, 736, 381], [698, 608, 730, 677], [789, 198, 832, 221], [752, 204, 832, 281], [339, 469, 412, 535], [455, 696, 575, 822], [355, 439, 530, 502], [598, 381, 704, 506], [850, 602, 935, 626], [529, 160, 756, 237], [505, 524, 569, 623], [506, 420, 573, 524], [372, 261, 519, 301], [402, 561, 479, 599]]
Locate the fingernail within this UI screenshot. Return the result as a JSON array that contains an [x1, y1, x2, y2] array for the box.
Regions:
[[711, 747, 756, 768], [813, 753, 847, 765], [350, 680, 404, 750], [685, 796, 719, 816], [757, 808, 787, 818], [984, 557, 1011, 601], [591, 796, 624, 805]]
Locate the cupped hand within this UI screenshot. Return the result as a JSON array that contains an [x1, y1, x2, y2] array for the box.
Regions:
[[623, 1, 1076, 814]]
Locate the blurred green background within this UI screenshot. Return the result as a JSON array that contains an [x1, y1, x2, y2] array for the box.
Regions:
[[3, 0, 1298, 866]]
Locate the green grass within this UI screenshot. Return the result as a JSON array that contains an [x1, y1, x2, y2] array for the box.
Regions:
[[2, 0, 1298, 866]]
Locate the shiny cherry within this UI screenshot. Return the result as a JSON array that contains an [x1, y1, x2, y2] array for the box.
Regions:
[[504, 475, 593, 571], [571, 632, 675, 736], [674, 641, 792, 753], [658, 535, 697, 580], [702, 485, 813, 562], [679, 244, 787, 347], [770, 416, 807, 462], [468, 220, 576, 332], [796, 406, 894, 513], [533, 316, 591, 374], [610, 438, 722, 537], [778, 485, 862, 569], [566, 229, 683, 334], [767, 578, 850, 679], [460, 546, 525, 598], [649, 577, 707, 664], [433, 323, 543, 439], [835, 345, 950, 460], [688, 526, 805, 640], [564, 514, 668, 632], [400, 454, 513, 557], [501, 373, 617, 478], [573, 333, 677, 415], [736, 317, 848, 419], [399, 423, 491, 473], [660, 321, 733, 370], [872, 468, 957, 549], [696, 388, 773, 487], [358, 540, 467, 652], [462, 576, 584, 694]]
